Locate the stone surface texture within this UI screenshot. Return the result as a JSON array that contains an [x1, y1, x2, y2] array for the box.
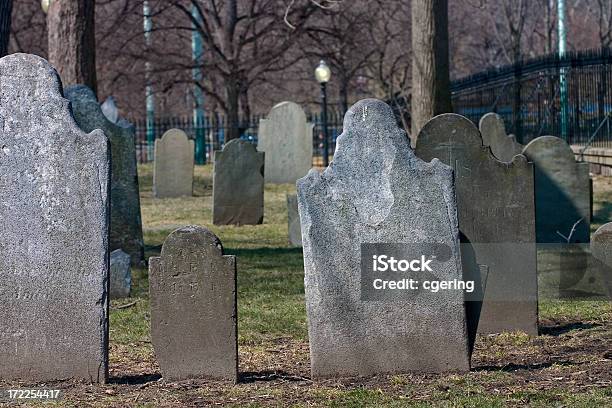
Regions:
[[0, 54, 110, 382], [522, 136, 591, 244], [258, 101, 313, 184], [416, 114, 538, 336], [478, 113, 523, 162], [66, 85, 144, 265], [297, 99, 471, 378], [149, 226, 237, 381], [153, 129, 194, 198], [212, 139, 264, 225], [287, 194, 302, 246], [110, 249, 131, 299], [591, 223, 612, 298]]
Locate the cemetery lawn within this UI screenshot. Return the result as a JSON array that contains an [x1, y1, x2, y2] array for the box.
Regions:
[[4, 167, 611, 407]]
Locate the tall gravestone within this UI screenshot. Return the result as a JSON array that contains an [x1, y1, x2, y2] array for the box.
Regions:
[[416, 114, 538, 336], [478, 113, 523, 162], [212, 139, 264, 225], [149, 226, 238, 381], [66, 85, 145, 265], [154, 129, 194, 198], [287, 194, 302, 247], [522, 136, 591, 244], [298, 99, 473, 378], [0, 54, 110, 382], [258, 101, 313, 184]]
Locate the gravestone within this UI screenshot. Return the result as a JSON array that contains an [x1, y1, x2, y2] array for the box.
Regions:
[[258, 101, 313, 184], [149, 225, 237, 381], [153, 129, 194, 198], [0, 53, 110, 382], [110, 249, 131, 299], [101, 96, 119, 124], [212, 139, 264, 225], [590, 223, 612, 298], [478, 113, 523, 162], [298, 99, 473, 378], [416, 114, 538, 336], [66, 85, 145, 265], [522, 136, 591, 244], [287, 194, 302, 246]]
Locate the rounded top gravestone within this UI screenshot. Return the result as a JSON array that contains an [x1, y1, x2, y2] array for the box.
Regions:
[[153, 128, 194, 198], [258, 101, 313, 184], [478, 112, 523, 162], [592, 223, 612, 266]]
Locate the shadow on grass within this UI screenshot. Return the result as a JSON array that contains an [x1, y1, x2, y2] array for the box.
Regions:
[[474, 360, 575, 372], [239, 370, 310, 384], [109, 373, 162, 385], [539, 321, 600, 336]]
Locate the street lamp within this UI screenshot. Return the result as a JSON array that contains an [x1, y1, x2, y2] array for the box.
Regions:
[[41, 0, 53, 14], [315, 60, 331, 167]]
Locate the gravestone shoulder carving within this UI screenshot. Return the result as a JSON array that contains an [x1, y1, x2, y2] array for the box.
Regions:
[[298, 99, 471, 378], [522, 136, 591, 244], [258, 101, 313, 184], [0, 53, 110, 382], [212, 139, 264, 225], [416, 113, 538, 336], [154, 129, 194, 198], [478, 113, 523, 162], [149, 225, 237, 381], [65, 85, 144, 265]]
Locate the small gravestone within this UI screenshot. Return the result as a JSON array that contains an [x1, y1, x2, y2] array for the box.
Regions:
[[298, 99, 473, 378], [149, 225, 237, 381], [212, 139, 264, 225], [590, 223, 612, 298], [522, 136, 591, 244], [416, 114, 537, 336], [287, 194, 302, 246], [478, 113, 523, 162], [0, 53, 109, 382], [110, 249, 131, 299], [66, 85, 145, 265], [101, 96, 119, 124], [258, 101, 313, 184], [154, 129, 194, 198]]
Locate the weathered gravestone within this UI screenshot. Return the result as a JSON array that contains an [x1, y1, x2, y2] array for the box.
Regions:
[[478, 113, 523, 162], [522, 136, 591, 244], [298, 99, 474, 378], [212, 139, 264, 225], [416, 114, 538, 336], [149, 225, 237, 381], [0, 53, 109, 382], [66, 85, 145, 265], [101, 96, 119, 124], [110, 249, 131, 299], [153, 129, 194, 198], [287, 194, 302, 246], [258, 101, 313, 184], [590, 223, 612, 298]]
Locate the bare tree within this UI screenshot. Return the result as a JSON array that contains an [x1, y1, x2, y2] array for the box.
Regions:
[[0, 0, 12, 57], [47, 0, 97, 94], [411, 0, 452, 142]]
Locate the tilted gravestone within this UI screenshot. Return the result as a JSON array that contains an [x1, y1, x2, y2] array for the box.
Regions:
[[0, 54, 110, 382], [212, 139, 264, 225], [110, 249, 132, 299], [478, 113, 523, 162], [416, 114, 538, 336], [522, 136, 591, 244], [66, 85, 145, 265], [287, 194, 302, 247], [590, 223, 612, 298], [298, 99, 473, 378], [153, 129, 194, 198], [258, 101, 313, 184], [149, 225, 237, 381]]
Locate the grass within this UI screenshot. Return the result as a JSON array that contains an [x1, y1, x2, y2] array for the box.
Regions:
[[2, 165, 611, 407]]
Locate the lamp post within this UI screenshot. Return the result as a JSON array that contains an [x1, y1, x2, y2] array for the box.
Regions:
[[315, 60, 331, 167]]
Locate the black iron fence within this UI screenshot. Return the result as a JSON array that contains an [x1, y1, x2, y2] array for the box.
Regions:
[[451, 48, 612, 148], [131, 110, 344, 165]]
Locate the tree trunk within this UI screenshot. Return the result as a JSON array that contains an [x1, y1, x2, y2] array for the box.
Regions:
[[47, 0, 97, 94], [226, 77, 240, 141], [0, 0, 13, 57], [410, 0, 452, 145]]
